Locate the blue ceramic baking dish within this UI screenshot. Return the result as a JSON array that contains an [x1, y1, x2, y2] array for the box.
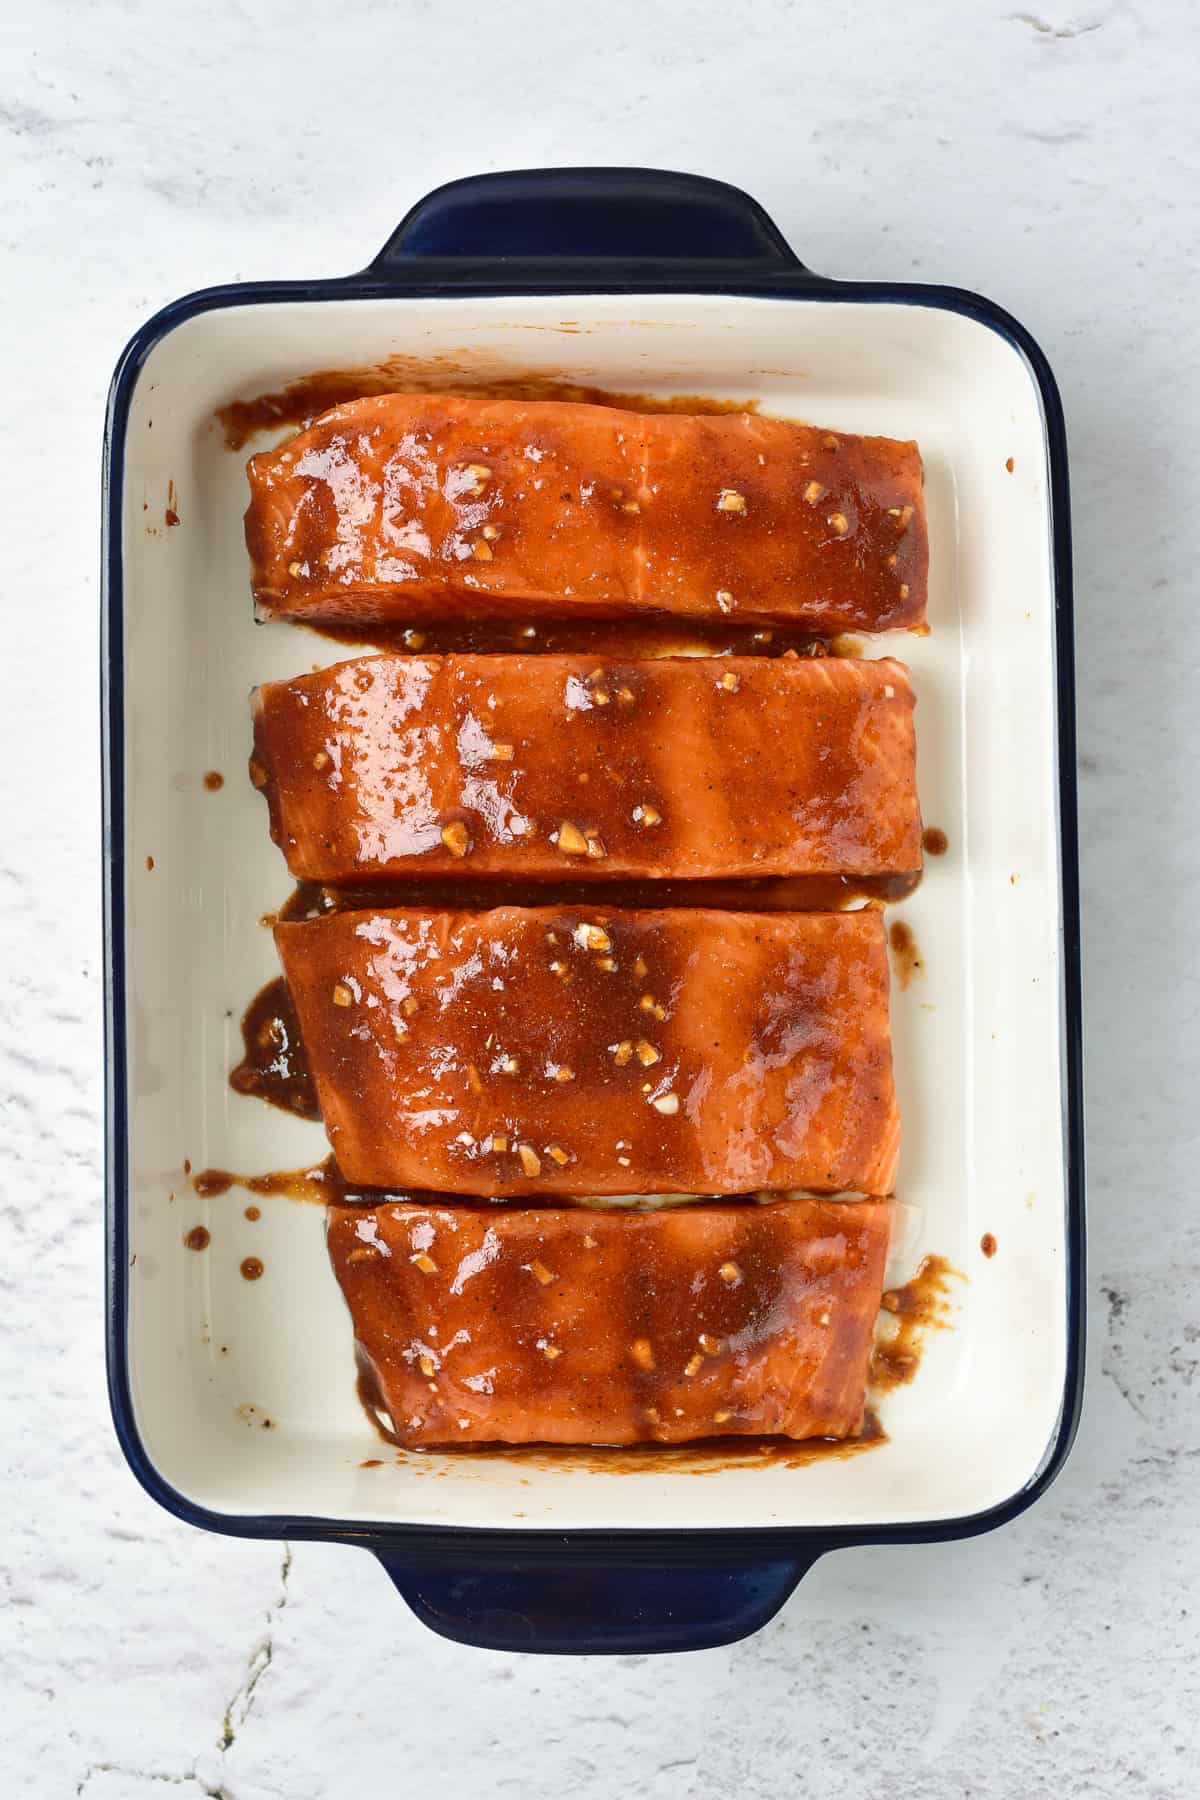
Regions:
[[103, 167, 1083, 1653]]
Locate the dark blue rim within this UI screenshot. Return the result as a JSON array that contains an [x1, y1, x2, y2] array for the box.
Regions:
[[102, 169, 1084, 1653]]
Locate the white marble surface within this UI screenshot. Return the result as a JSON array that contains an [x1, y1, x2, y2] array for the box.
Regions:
[[2, 0, 1198, 1793]]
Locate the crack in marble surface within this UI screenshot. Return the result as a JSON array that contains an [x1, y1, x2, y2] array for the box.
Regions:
[[217, 1547, 292, 1759]]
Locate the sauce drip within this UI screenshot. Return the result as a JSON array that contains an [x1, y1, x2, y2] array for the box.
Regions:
[[183, 1225, 210, 1251], [203, 770, 224, 791], [888, 918, 924, 988], [980, 1232, 997, 1258], [240, 1257, 265, 1281], [218, 361, 762, 452], [871, 1255, 960, 1390], [229, 975, 319, 1120], [192, 1159, 337, 1204], [922, 826, 948, 856]]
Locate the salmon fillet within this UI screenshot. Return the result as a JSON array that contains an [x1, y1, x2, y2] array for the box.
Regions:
[[275, 906, 899, 1196], [245, 395, 927, 632], [252, 652, 921, 884], [327, 1197, 891, 1445]]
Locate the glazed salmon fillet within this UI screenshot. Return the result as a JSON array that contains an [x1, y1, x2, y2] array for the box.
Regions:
[[327, 1197, 891, 1445], [275, 906, 899, 1196], [251, 652, 921, 884], [245, 395, 926, 632]]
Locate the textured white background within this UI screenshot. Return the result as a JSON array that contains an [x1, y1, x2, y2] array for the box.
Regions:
[[2, 0, 1197, 1794]]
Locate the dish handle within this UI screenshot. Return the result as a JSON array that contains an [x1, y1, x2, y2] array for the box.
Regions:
[[366, 167, 816, 279], [373, 1549, 822, 1654]]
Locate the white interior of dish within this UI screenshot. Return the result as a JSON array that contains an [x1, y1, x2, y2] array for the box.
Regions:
[[116, 291, 1067, 1531]]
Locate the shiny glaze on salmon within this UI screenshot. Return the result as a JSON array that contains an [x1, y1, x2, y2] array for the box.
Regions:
[[251, 652, 921, 885], [245, 396, 927, 632], [327, 1197, 891, 1445], [274, 906, 898, 1197]]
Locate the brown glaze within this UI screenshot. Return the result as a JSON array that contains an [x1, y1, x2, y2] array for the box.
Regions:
[[183, 1225, 210, 1251], [980, 1232, 997, 1258], [203, 770, 224, 791], [218, 365, 763, 452], [360, 1457, 385, 1468], [229, 975, 320, 1121], [1005, 456, 1015, 473], [252, 652, 921, 886], [240, 1256, 265, 1281], [189, 1148, 877, 1216], [297, 615, 850, 661], [245, 1205, 261, 1221], [870, 1254, 960, 1390], [275, 905, 899, 1197], [922, 825, 948, 856], [329, 1198, 890, 1446], [888, 918, 924, 988], [145, 854, 155, 871], [277, 869, 920, 923], [245, 395, 927, 633]]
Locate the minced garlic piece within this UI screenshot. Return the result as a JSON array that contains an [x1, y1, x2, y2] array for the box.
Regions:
[[556, 821, 589, 856]]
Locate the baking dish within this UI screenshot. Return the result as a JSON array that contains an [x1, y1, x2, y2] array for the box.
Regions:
[[103, 167, 1084, 1654]]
